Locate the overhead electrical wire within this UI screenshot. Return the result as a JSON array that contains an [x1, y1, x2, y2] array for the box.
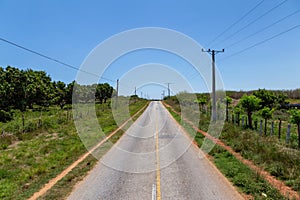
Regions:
[[0, 37, 116, 83], [206, 0, 265, 47], [213, 0, 289, 47], [189, 24, 300, 80], [224, 8, 300, 49], [219, 24, 300, 61]]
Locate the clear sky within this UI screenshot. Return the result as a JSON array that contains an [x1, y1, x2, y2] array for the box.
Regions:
[[1, 0, 299, 99]]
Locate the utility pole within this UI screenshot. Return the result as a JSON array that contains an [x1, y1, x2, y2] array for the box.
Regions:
[[165, 83, 172, 98], [202, 48, 224, 121], [116, 79, 119, 108], [134, 87, 137, 103]]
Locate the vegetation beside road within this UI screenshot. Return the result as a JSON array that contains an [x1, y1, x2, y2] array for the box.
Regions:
[[165, 106, 287, 199], [37, 97, 148, 200], [164, 90, 300, 199], [0, 92, 147, 200]]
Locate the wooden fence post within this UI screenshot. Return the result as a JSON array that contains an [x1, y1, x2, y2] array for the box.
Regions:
[[22, 113, 25, 133], [271, 121, 274, 136], [254, 120, 258, 130], [278, 119, 282, 139], [286, 124, 291, 144], [260, 119, 263, 136]]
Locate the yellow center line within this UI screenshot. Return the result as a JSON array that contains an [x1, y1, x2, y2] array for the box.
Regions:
[[155, 108, 161, 200]]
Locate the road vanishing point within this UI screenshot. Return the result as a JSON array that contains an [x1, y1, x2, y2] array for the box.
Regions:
[[68, 101, 243, 200]]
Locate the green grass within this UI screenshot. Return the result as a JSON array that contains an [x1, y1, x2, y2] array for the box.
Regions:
[[210, 146, 287, 200], [166, 98, 300, 193], [164, 101, 291, 199], [227, 108, 299, 149], [0, 99, 148, 200], [220, 123, 300, 193], [37, 154, 98, 200]]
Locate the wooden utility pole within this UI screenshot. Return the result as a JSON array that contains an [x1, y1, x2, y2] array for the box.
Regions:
[[116, 79, 119, 108], [202, 48, 224, 121]]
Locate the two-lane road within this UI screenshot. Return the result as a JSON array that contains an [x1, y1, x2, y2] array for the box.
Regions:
[[68, 101, 243, 200]]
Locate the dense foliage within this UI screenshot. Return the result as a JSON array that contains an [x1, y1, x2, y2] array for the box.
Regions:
[[0, 66, 114, 122]]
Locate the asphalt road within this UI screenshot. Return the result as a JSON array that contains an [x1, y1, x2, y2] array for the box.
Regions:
[[68, 101, 243, 200]]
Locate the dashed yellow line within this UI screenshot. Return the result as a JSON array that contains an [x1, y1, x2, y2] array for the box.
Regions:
[[155, 109, 161, 200]]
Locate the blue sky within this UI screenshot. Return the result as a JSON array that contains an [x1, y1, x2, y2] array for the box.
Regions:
[[1, 0, 299, 99]]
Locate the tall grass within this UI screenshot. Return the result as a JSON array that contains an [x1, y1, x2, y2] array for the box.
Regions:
[[164, 99, 300, 196], [0, 99, 148, 200]]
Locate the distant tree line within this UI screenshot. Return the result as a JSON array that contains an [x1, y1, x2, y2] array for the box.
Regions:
[[0, 66, 114, 122], [227, 89, 300, 100]]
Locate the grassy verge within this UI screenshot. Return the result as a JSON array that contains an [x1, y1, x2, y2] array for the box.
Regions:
[[0, 99, 148, 200], [210, 145, 287, 199], [220, 123, 300, 193], [165, 104, 288, 199], [38, 100, 148, 200]]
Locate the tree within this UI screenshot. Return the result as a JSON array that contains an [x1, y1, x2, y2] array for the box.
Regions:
[[53, 81, 67, 109], [239, 95, 261, 129], [95, 83, 113, 104], [260, 107, 273, 135], [234, 105, 243, 125], [253, 89, 277, 109], [276, 92, 289, 109], [196, 95, 207, 112], [290, 109, 300, 148], [65, 81, 75, 104], [24, 69, 53, 109], [4, 66, 27, 111]]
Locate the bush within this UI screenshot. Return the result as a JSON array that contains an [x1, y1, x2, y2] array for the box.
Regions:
[[0, 110, 12, 122]]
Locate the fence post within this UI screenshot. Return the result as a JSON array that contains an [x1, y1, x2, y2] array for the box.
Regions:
[[271, 121, 274, 136], [286, 124, 291, 144], [237, 113, 240, 126], [254, 120, 258, 130], [22, 113, 25, 133], [260, 119, 263, 136], [278, 119, 282, 139]]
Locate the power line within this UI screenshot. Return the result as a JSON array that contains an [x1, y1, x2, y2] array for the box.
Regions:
[[213, 0, 288, 47], [219, 24, 300, 61], [0, 37, 116, 83], [225, 8, 300, 49], [206, 0, 265, 47]]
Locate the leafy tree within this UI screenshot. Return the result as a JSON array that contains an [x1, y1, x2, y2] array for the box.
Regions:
[[4, 66, 27, 111], [53, 81, 67, 109], [260, 107, 274, 135], [196, 95, 207, 111], [290, 109, 300, 148], [66, 81, 75, 104], [253, 89, 277, 109], [24, 69, 53, 109], [95, 83, 113, 104], [239, 95, 261, 129], [234, 105, 243, 125], [276, 92, 289, 109]]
